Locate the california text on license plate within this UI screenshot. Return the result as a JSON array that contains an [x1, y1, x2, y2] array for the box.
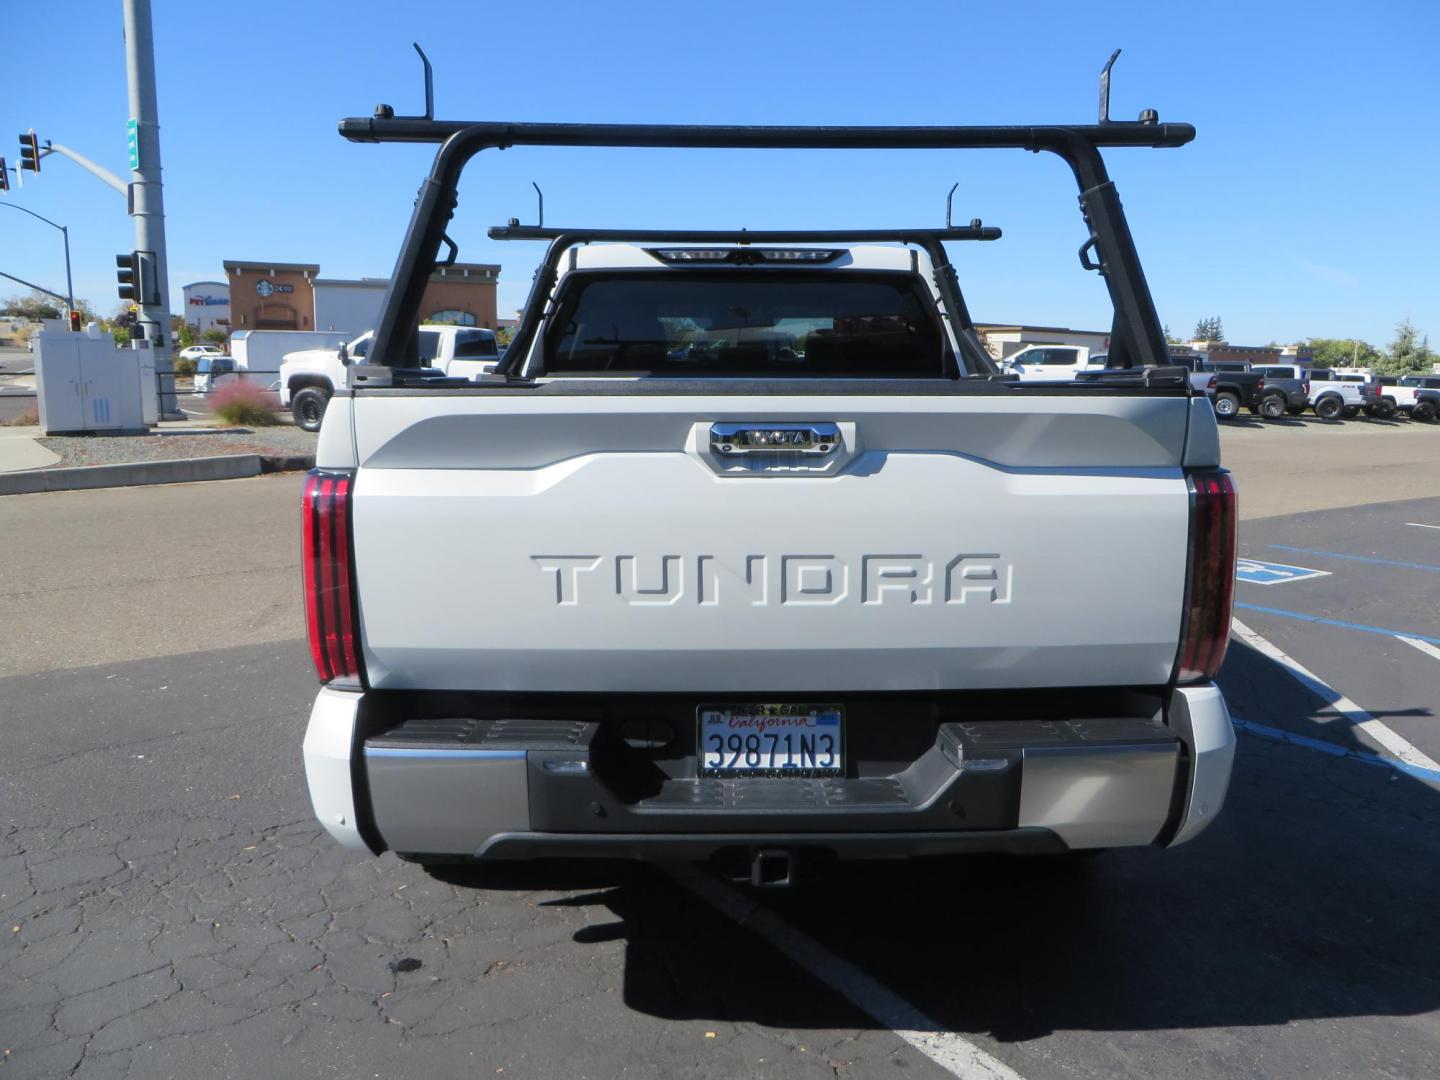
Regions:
[[697, 704, 844, 778]]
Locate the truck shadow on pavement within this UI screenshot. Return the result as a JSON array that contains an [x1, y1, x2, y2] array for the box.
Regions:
[[437, 638, 1440, 1045]]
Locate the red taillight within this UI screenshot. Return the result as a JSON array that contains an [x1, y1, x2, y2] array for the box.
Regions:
[[1176, 470, 1237, 684], [302, 470, 363, 685], [1302, 381, 1310, 395], [1207, 375, 1217, 390]]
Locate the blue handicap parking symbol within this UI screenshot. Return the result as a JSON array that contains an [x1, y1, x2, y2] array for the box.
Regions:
[[1235, 558, 1331, 586]]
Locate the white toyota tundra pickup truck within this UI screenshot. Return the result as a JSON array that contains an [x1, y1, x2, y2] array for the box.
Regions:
[[300, 82, 1237, 885]]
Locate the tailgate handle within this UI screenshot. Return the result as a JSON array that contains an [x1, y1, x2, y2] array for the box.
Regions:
[[710, 422, 841, 455]]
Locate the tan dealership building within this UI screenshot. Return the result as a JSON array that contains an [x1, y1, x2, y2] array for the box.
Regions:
[[223, 261, 500, 335]]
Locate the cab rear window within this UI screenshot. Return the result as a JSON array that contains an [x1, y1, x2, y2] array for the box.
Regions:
[[543, 272, 949, 377]]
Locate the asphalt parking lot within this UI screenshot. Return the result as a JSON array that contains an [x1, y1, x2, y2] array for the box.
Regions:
[[1, 425, 1438, 1079]]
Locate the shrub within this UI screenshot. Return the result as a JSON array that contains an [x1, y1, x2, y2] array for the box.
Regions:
[[201, 328, 228, 346], [173, 356, 197, 378], [211, 380, 281, 426]]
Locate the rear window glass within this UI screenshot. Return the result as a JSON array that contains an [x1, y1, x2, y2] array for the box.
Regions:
[[543, 272, 948, 377], [454, 330, 499, 358], [1026, 348, 1081, 365]]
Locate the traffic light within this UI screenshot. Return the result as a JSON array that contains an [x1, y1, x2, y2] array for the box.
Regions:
[[116, 251, 139, 301], [17, 131, 40, 173], [0, 158, 8, 192], [68, 310, 82, 332], [116, 251, 157, 305]]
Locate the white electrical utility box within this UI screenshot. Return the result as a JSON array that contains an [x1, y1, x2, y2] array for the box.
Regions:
[[34, 331, 147, 435]]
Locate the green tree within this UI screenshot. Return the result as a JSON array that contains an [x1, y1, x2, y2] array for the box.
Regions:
[[1377, 320, 1435, 375], [172, 317, 196, 349], [1192, 316, 1225, 343], [1, 290, 63, 320], [201, 328, 228, 346], [1305, 337, 1381, 368]]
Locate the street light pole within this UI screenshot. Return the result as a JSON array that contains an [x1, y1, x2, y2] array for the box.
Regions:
[[61, 225, 72, 318], [0, 202, 75, 314]]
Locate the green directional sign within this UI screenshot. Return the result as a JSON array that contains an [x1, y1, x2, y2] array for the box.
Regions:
[[126, 118, 139, 170]]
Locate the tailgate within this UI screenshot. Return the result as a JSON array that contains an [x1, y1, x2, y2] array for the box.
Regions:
[[348, 392, 1195, 692]]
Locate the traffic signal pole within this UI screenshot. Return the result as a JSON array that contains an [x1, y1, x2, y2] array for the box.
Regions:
[[123, 0, 180, 418], [38, 143, 128, 196]]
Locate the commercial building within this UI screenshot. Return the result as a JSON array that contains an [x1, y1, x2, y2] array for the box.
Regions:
[[223, 262, 319, 332], [1188, 342, 1315, 366], [180, 281, 230, 336], [313, 278, 389, 334], [223, 261, 500, 338]]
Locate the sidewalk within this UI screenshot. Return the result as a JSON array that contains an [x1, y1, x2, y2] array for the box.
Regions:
[[0, 417, 316, 494]]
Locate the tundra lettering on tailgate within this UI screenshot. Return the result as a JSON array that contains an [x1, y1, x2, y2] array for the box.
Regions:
[[532, 554, 1012, 607]]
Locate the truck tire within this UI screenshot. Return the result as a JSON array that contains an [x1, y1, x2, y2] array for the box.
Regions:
[[1314, 395, 1343, 419], [1213, 391, 1240, 419], [1366, 400, 1396, 419], [1413, 400, 1438, 422], [1285, 404, 1305, 416], [1260, 394, 1287, 419], [1342, 406, 1360, 418], [292, 386, 331, 432]]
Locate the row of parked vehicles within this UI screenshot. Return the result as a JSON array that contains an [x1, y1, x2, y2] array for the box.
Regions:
[[1000, 344, 1440, 423], [1186, 360, 1440, 422]]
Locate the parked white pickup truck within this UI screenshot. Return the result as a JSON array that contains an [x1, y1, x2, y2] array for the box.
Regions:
[[1376, 374, 1440, 421], [299, 99, 1237, 885], [1256, 364, 1381, 419], [1001, 344, 1104, 381], [280, 324, 502, 431]]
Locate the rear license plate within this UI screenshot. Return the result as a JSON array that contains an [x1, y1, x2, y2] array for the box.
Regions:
[[697, 704, 844, 778]]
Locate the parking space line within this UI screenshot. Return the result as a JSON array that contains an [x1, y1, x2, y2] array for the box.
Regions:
[[1267, 544, 1440, 574], [1396, 635, 1440, 665], [1230, 715, 1440, 785], [666, 863, 1027, 1080], [1231, 619, 1440, 773], [1233, 603, 1440, 648], [1405, 523, 1440, 531]]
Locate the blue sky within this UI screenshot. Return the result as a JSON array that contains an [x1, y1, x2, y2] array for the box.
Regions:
[[4, 0, 1437, 347]]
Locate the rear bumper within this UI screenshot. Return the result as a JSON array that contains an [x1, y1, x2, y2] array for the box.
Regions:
[[302, 684, 1235, 860]]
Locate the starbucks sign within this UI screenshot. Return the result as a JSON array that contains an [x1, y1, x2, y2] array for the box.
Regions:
[[255, 279, 295, 297]]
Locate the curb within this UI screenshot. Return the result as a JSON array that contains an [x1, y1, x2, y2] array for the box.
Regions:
[[0, 453, 315, 496]]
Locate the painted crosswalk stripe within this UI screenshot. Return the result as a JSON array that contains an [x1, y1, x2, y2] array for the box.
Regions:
[[1232, 619, 1440, 774], [1230, 715, 1440, 785]]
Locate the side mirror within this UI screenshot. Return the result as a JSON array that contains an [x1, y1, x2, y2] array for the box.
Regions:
[[337, 341, 350, 366]]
